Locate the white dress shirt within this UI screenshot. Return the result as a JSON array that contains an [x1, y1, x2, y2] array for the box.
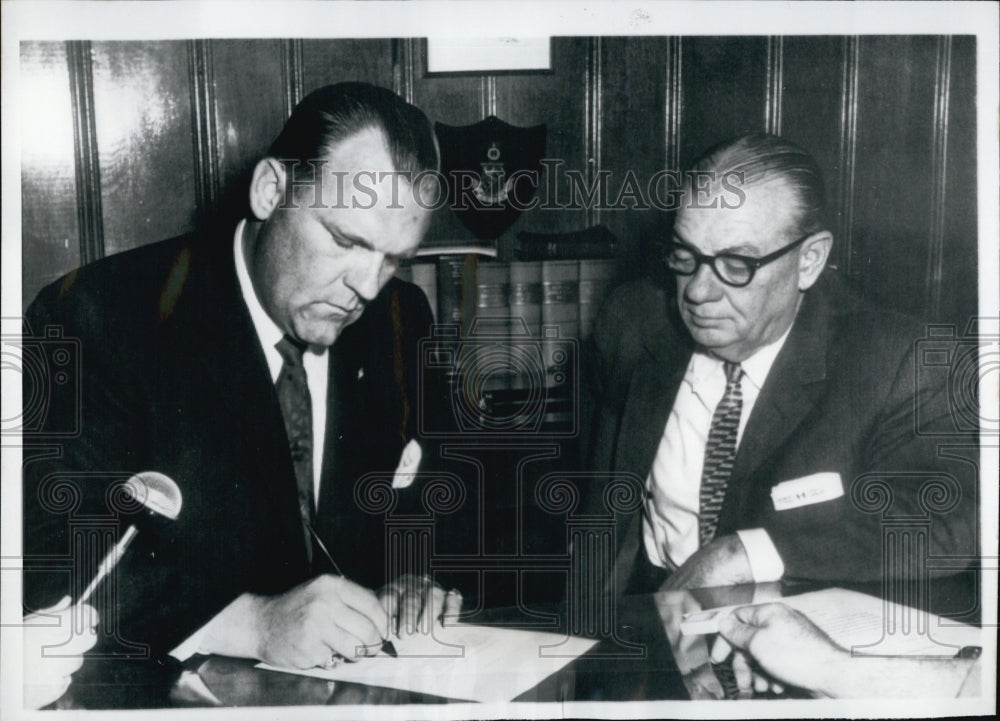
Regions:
[[234, 220, 328, 506], [641, 326, 793, 582]]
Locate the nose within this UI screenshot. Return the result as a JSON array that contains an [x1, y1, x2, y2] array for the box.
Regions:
[[345, 251, 385, 302], [681, 262, 722, 305]]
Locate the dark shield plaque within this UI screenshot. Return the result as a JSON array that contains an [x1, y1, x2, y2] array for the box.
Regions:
[[435, 116, 546, 240]]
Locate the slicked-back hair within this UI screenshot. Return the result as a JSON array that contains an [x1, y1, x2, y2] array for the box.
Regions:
[[686, 132, 829, 236], [267, 82, 439, 180]]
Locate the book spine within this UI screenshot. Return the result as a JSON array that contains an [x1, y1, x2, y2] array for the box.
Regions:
[[578, 258, 616, 341], [541, 260, 579, 401], [516, 237, 617, 261], [409, 262, 438, 324], [472, 262, 512, 393], [508, 261, 543, 392], [436, 255, 478, 336]]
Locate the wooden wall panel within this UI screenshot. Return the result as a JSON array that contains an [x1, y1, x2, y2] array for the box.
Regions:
[[18, 36, 980, 328], [852, 36, 939, 316], [497, 37, 589, 236], [679, 37, 768, 170], [411, 43, 484, 245], [780, 36, 847, 258], [599, 36, 669, 268], [211, 40, 288, 224], [300, 39, 396, 94], [20, 42, 82, 309], [90, 41, 197, 256], [940, 35, 978, 327]]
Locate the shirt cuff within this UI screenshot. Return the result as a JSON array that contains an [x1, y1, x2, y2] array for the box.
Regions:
[[169, 621, 211, 662], [736, 527, 785, 582]]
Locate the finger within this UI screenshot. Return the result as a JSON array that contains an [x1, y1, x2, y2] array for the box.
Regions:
[[379, 591, 400, 636], [317, 606, 385, 659], [716, 608, 757, 651], [442, 588, 462, 622], [753, 672, 770, 694], [709, 634, 733, 664], [330, 579, 391, 640], [417, 584, 446, 632], [76, 603, 99, 629], [397, 587, 424, 636], [732, 650, 753, 693], [50, 596, 73, 612]]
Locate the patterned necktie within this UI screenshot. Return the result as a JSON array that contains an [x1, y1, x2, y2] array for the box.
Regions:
[[275, 335, 314, 564], [698, 361, 743, 547]]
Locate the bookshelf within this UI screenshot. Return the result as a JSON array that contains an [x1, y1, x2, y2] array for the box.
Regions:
[[396, 225, 619, 437]]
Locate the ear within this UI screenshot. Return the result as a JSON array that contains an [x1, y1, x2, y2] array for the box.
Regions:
[[248, 158, 287, 221], [797, 231, 833, 291]]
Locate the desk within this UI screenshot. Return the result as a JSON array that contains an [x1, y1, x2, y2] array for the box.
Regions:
[[55, 580, 978, 708]]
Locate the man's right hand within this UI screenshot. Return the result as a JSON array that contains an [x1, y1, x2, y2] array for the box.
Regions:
[[200, 575, 390, 669]]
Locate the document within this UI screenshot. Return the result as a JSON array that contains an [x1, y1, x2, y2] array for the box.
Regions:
[[256, 623, 598, 703]]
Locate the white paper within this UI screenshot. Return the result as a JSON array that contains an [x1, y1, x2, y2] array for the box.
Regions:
[[256, 623, 596, 703]]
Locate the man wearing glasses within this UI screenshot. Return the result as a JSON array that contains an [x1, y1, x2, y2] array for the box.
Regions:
[[581, 133, 976, 597]]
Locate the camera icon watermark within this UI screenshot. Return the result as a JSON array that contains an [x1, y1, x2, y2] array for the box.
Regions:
[[915, 318, 999, 437], [2, 318, 81, 439], [418, 318, 579, 438]]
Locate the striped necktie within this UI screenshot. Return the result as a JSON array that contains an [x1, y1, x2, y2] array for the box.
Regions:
[[275, 334, 314, 564], [698, 361, 743, 547]]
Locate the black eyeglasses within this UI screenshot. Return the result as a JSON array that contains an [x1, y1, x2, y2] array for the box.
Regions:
[[665, 232, 812, 288]]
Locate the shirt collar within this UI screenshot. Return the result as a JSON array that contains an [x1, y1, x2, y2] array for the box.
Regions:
[[685, 320, 796, 397], [234, 219, 284, 372]]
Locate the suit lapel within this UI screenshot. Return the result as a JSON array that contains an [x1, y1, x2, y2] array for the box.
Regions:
[[609, 330, 690, 593], [183, 234, 310, 573], [718, 290, 830, 533]]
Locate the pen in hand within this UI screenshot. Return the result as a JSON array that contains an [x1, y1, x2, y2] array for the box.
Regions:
[[303, 519, 398, 659]]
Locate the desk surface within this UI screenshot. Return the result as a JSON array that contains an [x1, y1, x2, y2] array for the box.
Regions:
[[57, 583, 795, 709], [56, 579, 978, 709]]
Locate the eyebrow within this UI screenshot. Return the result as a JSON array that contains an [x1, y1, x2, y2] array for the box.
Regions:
[[321, 218, 417, 260], [671, 231, 761, 257]]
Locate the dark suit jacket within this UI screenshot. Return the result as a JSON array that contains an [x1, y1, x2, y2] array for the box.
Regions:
[[581, 273, 978, 597], [22, 229, 448, 658]]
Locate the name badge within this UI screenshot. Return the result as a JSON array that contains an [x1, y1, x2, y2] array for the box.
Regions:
[[771, 472, 844, 511], [391, 439, 422, 489]]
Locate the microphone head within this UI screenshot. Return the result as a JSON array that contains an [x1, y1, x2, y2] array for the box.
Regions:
[[124, 471, 183, 520]]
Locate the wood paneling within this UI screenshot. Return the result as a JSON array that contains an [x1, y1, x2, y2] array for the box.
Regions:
[[679, 37, 769, 169], [20, 42, 82, 309], [941, 36, 978, 327], [19, 36, 980, 329], [780, 37, 850, 268], [496, 37, 590, 235], [852, 36, 940, 317], [212, 40, 288, 223], [90, 41, 197, 257], [599, 37, 669, 267], [300, 39, 396, 94]]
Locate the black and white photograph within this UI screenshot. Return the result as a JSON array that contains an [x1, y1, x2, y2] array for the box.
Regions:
[[1, 1, 997, 718]]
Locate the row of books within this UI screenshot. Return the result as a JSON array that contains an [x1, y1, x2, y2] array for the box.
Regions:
[[396, 255, 618, 433], [397, 256, 618, 342]]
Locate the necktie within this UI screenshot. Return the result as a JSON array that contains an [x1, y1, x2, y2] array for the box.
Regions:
[[698, 361, 743, 547], [275, 335, 314, 564]]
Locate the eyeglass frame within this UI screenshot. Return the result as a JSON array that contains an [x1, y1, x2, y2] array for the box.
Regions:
[[664, 230, 814, 288]]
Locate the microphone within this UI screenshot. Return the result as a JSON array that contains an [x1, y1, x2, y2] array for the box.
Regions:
[[78, 471, 183, 603]]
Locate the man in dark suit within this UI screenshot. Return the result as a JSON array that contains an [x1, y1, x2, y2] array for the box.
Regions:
[[23, 83, 456, 675], [582, 133, 977, 598]]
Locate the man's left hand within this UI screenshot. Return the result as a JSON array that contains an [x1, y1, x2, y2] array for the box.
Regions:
[[378, 575, 462, 636], [662, 534, 753, 591]]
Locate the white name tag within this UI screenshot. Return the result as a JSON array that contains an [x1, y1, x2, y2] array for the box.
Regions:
[[391, 439, 422, 489], [771, 472, 844, 511]]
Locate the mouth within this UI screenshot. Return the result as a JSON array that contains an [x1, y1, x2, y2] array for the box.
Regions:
[[684, 308, 724, 324]]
